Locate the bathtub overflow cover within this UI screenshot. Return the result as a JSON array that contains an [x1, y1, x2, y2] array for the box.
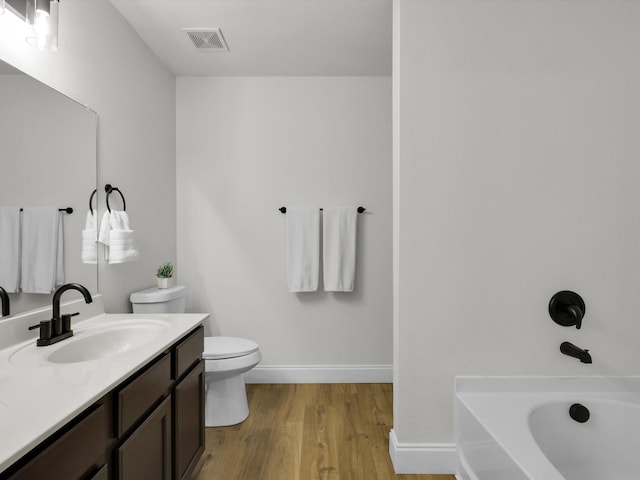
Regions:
[[569, 403, 590, 423]]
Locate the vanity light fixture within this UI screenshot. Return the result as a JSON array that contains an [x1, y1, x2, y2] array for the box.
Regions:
[[25, 0, 58, 52]]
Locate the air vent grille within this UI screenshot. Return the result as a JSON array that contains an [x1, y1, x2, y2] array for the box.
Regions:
[[183, 28, 229, 51]]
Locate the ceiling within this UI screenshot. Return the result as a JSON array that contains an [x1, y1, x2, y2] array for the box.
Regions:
[[110, 0, 392, 77]]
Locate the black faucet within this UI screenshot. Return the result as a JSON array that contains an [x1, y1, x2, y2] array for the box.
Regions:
[[28, 283, 93, 346], [560, 341, 592, 364], [0, 287, 9, 317]]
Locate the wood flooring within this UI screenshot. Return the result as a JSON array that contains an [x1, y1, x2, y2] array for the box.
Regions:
[[192, 383, 456, 480]]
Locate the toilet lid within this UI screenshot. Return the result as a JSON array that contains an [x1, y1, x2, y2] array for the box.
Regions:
[[203, 336, 259, 360]]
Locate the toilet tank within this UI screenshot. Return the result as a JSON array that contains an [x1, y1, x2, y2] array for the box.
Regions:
[[130, 285, 187, 313]]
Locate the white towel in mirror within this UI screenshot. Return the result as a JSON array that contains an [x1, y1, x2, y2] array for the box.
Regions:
[[20, 207, 64, 294], [0, 207, 21, 293]]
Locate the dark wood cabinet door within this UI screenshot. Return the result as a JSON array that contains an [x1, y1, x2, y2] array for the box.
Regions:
[[7, 405, 107, 480], [88, 464, 108, 480], [174, 360, 205, 480], [116, 397, 172, 480]]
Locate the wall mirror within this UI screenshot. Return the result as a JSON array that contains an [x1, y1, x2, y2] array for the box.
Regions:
[[0, 59, 98, 316]]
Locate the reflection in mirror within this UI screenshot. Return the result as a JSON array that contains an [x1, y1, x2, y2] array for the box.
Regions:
[[0, 59, 98, 317]]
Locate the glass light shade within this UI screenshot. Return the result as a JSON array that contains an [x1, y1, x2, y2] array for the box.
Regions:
[[26, 0, 58, 52], [0, 0, 5, 15]]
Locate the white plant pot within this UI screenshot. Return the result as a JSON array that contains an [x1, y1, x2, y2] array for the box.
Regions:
[[157, 277, 172, 289]]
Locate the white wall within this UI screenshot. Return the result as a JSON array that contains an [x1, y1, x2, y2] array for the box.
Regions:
[[177, 77, 392, 372], [394, 0, 640, 470], [0, 0, 176, 313]]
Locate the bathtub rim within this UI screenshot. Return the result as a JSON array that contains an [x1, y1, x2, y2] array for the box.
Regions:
[[455, 375, 640, 480]]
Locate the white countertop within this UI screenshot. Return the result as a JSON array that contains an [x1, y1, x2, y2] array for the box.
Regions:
[[0, 312, 207, 472]]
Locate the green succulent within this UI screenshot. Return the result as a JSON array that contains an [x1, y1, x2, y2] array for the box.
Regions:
[[156, 262, 174, 278]]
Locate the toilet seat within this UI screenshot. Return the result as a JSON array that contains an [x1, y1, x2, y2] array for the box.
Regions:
[[204, 336, 259, 360]]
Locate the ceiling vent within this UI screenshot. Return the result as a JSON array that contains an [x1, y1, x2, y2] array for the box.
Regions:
[[183, 28, 229, 51]]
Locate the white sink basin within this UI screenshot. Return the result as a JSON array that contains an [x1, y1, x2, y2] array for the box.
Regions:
[[9, 320, 170, 366]]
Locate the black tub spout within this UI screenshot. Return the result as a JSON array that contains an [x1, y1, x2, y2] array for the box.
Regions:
[[560, 341, 592, 364]]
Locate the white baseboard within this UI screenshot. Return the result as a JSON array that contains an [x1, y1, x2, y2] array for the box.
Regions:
[[388, 429, 457, 474], [244, 364, 393, 384]]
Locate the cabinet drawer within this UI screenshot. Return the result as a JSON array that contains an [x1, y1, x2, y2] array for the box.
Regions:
[[117, 353, 171, 436], [174, 326, 204, 380], [9, 405, 106, 480]]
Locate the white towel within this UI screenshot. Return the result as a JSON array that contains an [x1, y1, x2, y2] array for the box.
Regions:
[[97, 211, 111, 261], [0, 207, 21, 293], [323, 207, 358, 292], [81, 211, 97, 264], [20, 207, 64, 294], [286, 207, 320, 292], [98, 210, 139, 264]]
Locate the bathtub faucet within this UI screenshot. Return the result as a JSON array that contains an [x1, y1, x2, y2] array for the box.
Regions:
[[560, 341, 592, 364]]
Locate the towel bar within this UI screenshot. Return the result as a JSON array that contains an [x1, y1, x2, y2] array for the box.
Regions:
[[279, 206, 366, 214], [19, 207, 73, 214]]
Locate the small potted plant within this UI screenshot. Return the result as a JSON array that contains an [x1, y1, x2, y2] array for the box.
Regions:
[[156, 262, 174, 289]]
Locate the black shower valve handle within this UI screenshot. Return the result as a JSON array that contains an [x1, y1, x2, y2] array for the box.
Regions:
[[549, 291, 586, 330]]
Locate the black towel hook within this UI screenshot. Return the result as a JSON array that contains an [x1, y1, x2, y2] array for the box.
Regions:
[[105, 184, 126, 212], [89, 189, 97, 215]]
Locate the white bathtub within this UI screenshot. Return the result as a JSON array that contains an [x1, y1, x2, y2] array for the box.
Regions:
[[455, 377, 640, 480]]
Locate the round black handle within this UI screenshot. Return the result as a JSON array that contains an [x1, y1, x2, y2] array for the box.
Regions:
[[549, 291, 586, 329]]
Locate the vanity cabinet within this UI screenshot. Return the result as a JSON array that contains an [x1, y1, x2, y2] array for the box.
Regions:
[[1, 325, 204, 480]]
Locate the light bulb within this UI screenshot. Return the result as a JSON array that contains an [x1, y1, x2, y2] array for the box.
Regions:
[[25, 0, 58, 52]]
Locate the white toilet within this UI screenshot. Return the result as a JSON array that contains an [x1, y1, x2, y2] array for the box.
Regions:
[[130, 285, 262, 427], [203, 336, 261, 427]]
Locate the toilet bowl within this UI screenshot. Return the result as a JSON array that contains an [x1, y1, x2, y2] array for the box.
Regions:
[[204, 336, 262, 427]]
